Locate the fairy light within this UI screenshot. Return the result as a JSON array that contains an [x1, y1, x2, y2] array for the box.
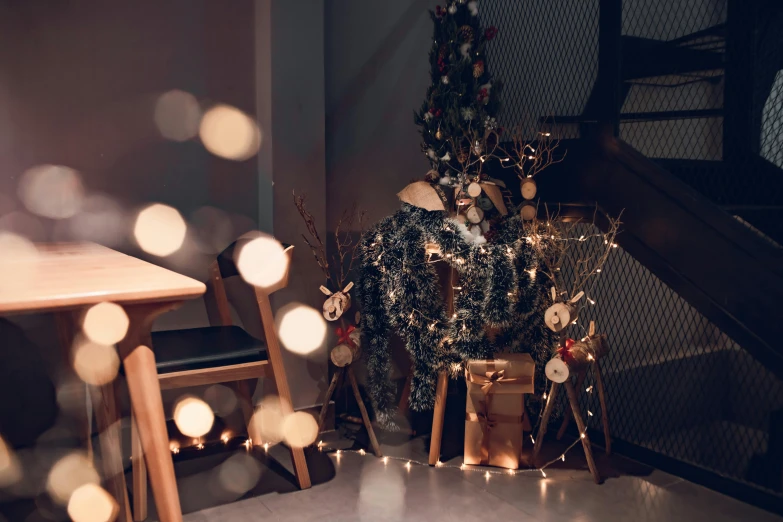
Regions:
[[436, 460, 443, 467], [542, 392, 547, 400], [540, 470, 547, 478], [530, 435, 536, 444], [196, 442, 205, 450], [580, 433, 586, 439], [588, 410, 594, 417], [484, 471, 490, 480], [405, 461, 412, 471], [596, 268, 602, 273], [586, 385, 593, 393], [588, 298, 596, 305], [244, 439, 252, 450], [460, 463, 466, 470], [560, 454, 565, 462], [263, 442, 270, 452], [383, 457, 389, 465], [221, 432, 231, 444], [359, 449, 366, 456], [587, 354, 595, 361]]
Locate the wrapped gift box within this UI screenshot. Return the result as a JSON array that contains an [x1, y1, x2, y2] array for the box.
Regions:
[[464, 353, 535, 469]]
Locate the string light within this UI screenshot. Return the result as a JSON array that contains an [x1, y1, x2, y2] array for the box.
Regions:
[[580, 433, 586, 439], [383, 457, 389, 465], [542, 393, 547, 400], [484, 471, 490, 480], [405, 461, 412, 471], [221, 432, 231, 444], [263, 442, 270, 452], [588, 298, 596, 305], [560, 454, 565, 462], [540, 470, 547, 478], [586, 385, 593, 393], [588, 411, 594, 417], [436, 460, 443, 467], [359, 449, 366, 456]]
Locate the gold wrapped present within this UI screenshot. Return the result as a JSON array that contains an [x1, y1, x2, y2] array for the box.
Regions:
[[464, 354, 534, 469]]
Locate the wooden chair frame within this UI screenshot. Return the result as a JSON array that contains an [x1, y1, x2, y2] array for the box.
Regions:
[[131, 246, 310, 521]]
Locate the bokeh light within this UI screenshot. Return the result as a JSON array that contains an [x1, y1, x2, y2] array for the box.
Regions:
[[72, 337, 121, 386], [199, 104, 261, 161], [18, 164, 84, 219], [215, 453, 261, 497], [248, 395, 284, 445], [0, 435, 21, 488], [133, 203, 187, 257], [235, 235, 289, 289], [154, 90, 202, 142], [81, 302, 129, 346], [282, 412, 318, 448], [67, 483, 118, 522], [173, 396, 215, 438], [276, 303, 327, 355], [0, 232, 39, 291], [203, 384, 238, 418], [46, 452, 100, 505]]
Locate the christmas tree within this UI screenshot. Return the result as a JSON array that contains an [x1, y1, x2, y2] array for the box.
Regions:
[[414, 0, 501, 186]]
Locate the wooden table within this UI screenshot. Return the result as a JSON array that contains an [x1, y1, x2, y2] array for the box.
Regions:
[[0, 242, 206, 522]]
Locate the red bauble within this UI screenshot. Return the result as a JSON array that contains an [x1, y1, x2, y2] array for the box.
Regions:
[[485, 26, 498, 40]]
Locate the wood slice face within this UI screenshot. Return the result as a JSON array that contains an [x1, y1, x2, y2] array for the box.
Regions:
[[545, 357, 570, 383], [467, 182, 482, 198], [466, 206, 484, 224], [520, 201, 536, 220], [330, 344, 354, 367], [520, 178, 537, 200], [323, 292, 351, 321], [544, 302, 576, 332]]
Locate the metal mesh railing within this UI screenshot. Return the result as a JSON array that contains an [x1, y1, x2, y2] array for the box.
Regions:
[[481, 0, 783, 500], [562, 224, 783, 495]]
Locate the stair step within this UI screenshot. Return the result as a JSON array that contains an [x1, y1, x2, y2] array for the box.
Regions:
[[622, 35, 724, 81]]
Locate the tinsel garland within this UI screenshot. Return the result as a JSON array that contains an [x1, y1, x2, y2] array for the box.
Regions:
[[358, 204, 555, 428]]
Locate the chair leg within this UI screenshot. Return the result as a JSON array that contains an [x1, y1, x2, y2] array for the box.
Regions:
[[428, 371, 449, 466], [593, 361, 612, 455], [131, 412, 147, 521], [230, 379, 259, 443]]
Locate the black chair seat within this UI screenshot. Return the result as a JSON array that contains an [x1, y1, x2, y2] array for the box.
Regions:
[[150, 326, 267, 374]]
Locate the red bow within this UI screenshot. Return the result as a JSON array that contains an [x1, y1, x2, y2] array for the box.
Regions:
[[336, 325, 356, 348], [557, 338, 576, 364]]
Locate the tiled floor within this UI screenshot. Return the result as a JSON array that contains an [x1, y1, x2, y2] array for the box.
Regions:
[[153, 432, 783, 522]]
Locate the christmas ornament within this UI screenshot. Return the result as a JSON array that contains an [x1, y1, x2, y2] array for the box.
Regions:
[[473, 140, 483, 155], [435, 127, 443, 140], [320, 282, 354, 321], [477, 88, 489, 103], [461, 107, 476, 121], [427, 148, 438, 161], [484, 116, 498, 129], [448, 4, 457, 14], [458, 25, 475, 43], [467, 1, 478, 16], [473, 59, 485, 78], [441, 152, 451, 161], [441, 76, 449, 85], [485, 26, 498, 40], [460, 43, 472, 59]]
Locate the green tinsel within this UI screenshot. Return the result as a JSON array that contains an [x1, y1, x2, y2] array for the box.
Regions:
[[358, 205, 555, 428]]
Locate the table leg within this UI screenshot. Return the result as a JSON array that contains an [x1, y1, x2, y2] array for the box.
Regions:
[[56, 311, 132, 522], [119, 303, 182, 522]]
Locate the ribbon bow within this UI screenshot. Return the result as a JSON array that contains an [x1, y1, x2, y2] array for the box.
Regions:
[[335, 325, 356, 348], [557, 338, 576, 365], [467, 368, 526, 395]]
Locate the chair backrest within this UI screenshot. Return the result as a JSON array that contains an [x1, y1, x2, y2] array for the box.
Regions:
[[204, 238, 294, 337]]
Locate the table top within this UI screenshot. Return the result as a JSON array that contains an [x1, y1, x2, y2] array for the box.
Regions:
[[0, 242, 206, 314]]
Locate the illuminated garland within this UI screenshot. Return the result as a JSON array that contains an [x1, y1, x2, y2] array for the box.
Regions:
[[358, 204, 555, 428]]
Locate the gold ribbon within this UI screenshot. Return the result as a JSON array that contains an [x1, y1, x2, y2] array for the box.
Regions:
[[466, 368, 532, 395]]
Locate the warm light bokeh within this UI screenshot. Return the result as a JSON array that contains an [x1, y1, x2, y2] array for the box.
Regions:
[[72, 337, 121, 386], [0, 435, 21, 488], [133, 203, 187, 257], [67, 483, 119, 522], [281, 412, 318, 448], [235, 235, 289, 289], [199, 104, 261, 161], [46, 452, 100, 505], [248, 395, 284, 445], [81, 302, 129, 346], [173, 396, 215, 438], [215, 453, 262, 496], [276, 303, 327, 355], [154, 89, 202, 142], [18, 164, 84, 219]]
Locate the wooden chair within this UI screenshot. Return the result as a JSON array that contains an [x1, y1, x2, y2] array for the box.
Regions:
[[130, 240, 310, 521]]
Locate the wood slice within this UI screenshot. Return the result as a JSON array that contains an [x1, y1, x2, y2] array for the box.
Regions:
[[330, 343, 361, 367], [520, 178, 537, 200], [466, 206, 484, 224], [467, 182, 482, 198], [323, 292, 351, 321], [543, 302, 577, 332], [545, 357, 570, 383], [520, 200, 536, 220]]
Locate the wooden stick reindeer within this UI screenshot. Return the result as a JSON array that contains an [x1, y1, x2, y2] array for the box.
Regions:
[[294, 192, 381, 457]]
